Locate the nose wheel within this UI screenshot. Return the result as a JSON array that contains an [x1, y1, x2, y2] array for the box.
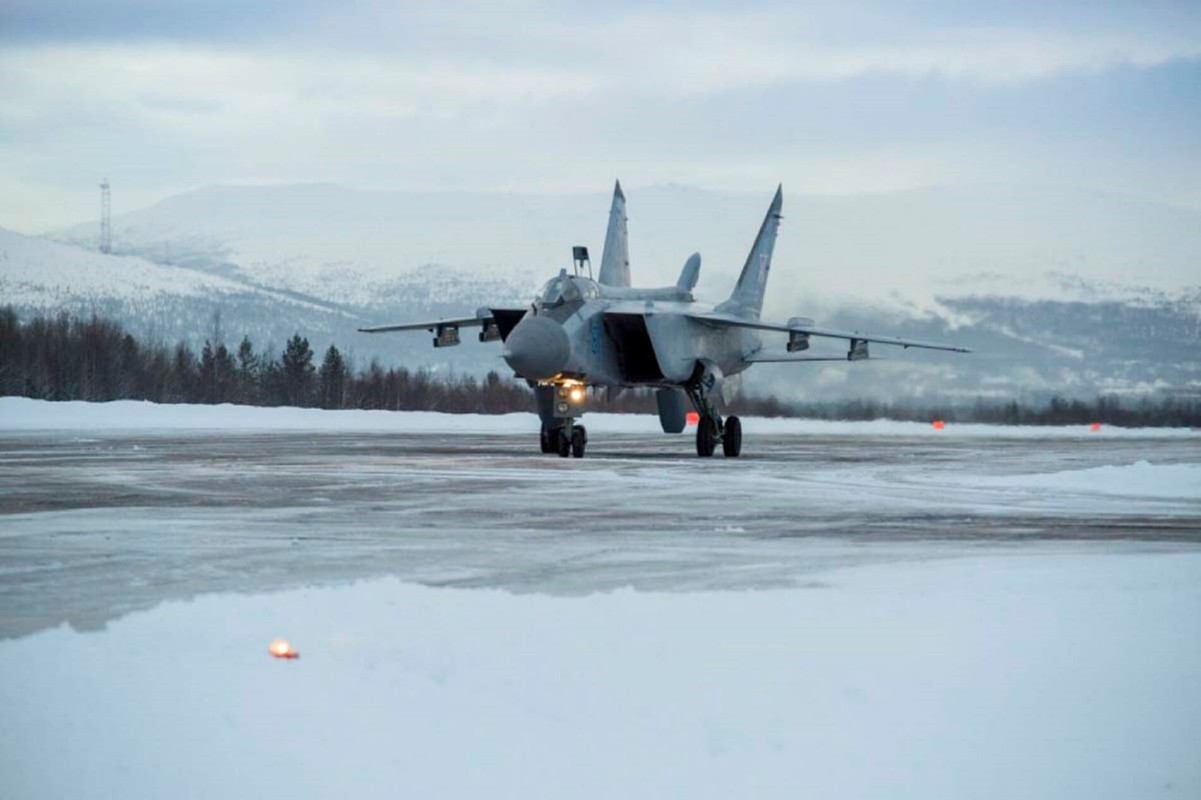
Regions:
[[542, 422, 587, 458], [540, 423, 558, 453]]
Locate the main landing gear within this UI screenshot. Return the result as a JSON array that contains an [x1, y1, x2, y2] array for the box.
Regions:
[[685, 375, 742, 459], [540, 421, 587, 458], [693, 413, 741, 457]]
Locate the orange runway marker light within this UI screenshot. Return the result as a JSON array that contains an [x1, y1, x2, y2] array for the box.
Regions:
[[1090, 422, 1102, 432], [932, 419, 945, 430], [686, 412, 700, 426], [269, 638, 299, 659]]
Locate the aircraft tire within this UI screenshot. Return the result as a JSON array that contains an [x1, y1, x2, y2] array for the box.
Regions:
[[540, 423, 558, 454], [557, 429, 572, 458], [571, 427, 586, 458], [722, 416, 742, 457], [696, 416, 717, 457]]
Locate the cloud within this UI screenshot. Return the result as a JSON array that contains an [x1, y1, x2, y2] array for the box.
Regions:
[[1, 2, 1199, 231]]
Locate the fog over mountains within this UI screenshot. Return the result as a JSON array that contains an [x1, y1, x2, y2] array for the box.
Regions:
[[4, 182, 1198, 402]]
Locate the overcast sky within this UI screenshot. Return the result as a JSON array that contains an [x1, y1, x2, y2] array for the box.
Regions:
[[1, 0, 1199, 232]]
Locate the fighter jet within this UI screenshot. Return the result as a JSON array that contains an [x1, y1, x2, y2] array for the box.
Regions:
[[360, 182, 969, 458]]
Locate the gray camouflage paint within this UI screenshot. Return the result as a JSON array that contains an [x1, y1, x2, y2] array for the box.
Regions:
[[361, 183, 968, 424]]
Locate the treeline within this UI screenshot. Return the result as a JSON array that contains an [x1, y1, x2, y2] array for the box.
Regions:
[[593, 387, 1201, 427], [730, 395, 1201, 428], [0, 308, 531, 413], [1, 308, 1198, 426]]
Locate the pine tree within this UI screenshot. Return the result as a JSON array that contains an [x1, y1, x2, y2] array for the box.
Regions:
[[213, 342, 236, 404], [170, 343, 198, 403], [318, 344, 347, 409], [198, 340, 217, 403], [235, 336, 259, 404], [281, 334, 315, 407]]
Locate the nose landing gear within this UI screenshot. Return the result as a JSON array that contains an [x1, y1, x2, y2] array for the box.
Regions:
[[537, 382, 589, 458], [540, 420, 587, 458]]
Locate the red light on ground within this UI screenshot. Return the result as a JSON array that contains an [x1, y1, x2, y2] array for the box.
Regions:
[[269, 638, 299, 659], [1090, 422, 1102, 432], [686, 412, 700, 426], [932, 419, 945, 430]]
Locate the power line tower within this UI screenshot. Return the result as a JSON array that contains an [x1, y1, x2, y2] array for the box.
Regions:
[[99, 179, 112, 254]]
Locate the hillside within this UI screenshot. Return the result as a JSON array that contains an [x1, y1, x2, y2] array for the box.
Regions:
[[5, 184, 1197, 401]]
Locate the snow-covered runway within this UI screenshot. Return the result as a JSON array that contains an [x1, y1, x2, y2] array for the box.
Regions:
[[1, 399, 1199, 798]]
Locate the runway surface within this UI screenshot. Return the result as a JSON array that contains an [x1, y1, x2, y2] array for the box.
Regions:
[[2, 425, 1198, 638]]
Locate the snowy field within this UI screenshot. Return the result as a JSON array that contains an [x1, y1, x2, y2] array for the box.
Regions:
[[1, 399, 1199, 798], [3, 396, 1198, 438]]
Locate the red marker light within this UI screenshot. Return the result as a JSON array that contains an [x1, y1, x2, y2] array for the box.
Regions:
[[1090, 422, 1101, 432], [269, 639, 299, 659], [932, 419, 945, 430], [686, 412, 700, 426]]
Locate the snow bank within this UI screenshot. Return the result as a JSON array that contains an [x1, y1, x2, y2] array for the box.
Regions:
[[2, 396, 1196, 438], [1, 552, 1198, 799], [976, 460, 1201, 499]]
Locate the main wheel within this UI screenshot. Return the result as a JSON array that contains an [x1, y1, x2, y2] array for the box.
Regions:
[[557, 428, 572, 458], [722, 415, 742, 457], [571, 427, 586, 458], [539, 424, 555, 454], [695, 415, 717, 457]]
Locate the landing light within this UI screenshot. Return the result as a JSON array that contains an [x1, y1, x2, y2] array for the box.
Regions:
[[569, 387, 585, 404], [269, 638, 299, 659]]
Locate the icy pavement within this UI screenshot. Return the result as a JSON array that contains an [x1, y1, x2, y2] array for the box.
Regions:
[[1, 401, 1199, 798], [2, 554, 1199, 799], [0, 401, 1198, 638]]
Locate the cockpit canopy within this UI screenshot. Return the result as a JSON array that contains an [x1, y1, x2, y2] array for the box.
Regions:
[[536, 272, 601, 312]]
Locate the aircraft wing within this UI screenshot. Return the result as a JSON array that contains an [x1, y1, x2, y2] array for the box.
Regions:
[[358, 308, 529, 346], [686, 312, 971, 353], [358, 315, 489, 334], [745, 353, 872, 363]]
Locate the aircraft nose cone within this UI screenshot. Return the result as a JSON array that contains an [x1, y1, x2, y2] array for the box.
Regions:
[[502, 316, 570, 381]]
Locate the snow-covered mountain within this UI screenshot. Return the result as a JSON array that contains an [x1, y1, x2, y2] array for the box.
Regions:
[[0, 225, 528, 372], [51, 182, 1200, 308], [8, 183, 1199, 400], [1, 226, 264, 306]]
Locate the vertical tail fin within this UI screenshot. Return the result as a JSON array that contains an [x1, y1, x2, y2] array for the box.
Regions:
[[598, 180, 630, 287], [719, 185, 782, 320]]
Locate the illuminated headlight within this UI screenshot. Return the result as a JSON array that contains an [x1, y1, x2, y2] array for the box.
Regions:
[[569, 387, 585, 403]]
